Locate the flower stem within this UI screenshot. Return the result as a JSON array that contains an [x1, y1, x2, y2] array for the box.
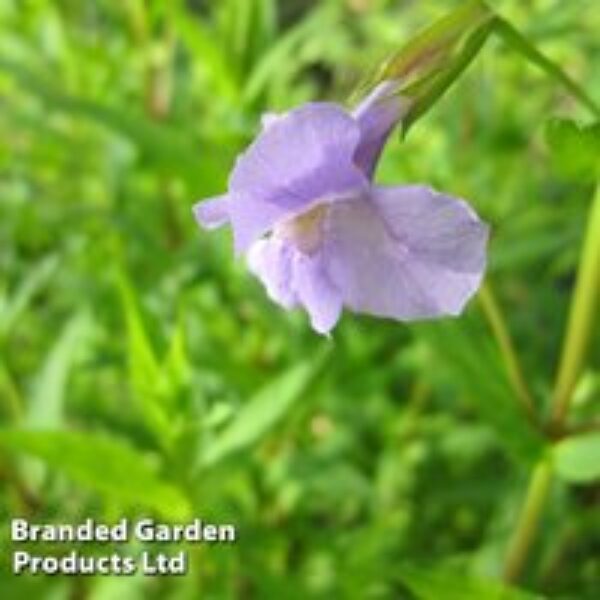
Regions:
[[550, 184, 600, 428], [502, 185, 600, 583], [502, 460, 553, 583], [478, 282, 537, 425], [502, 460, 552, 582], [492, 18, 600, 119]]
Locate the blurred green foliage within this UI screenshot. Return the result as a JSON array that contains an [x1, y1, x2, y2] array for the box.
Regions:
[[0, 0, 598, 598]]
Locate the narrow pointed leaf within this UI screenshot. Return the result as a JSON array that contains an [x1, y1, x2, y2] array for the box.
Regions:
[[0, 429, 191, 519], [399, 566, 542, 600], [202, 356, 327, 466]]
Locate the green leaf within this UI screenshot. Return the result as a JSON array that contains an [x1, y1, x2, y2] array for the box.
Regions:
[[0, 429, 191, 519], [554, 433, 600, 483], [90, 569, 146, 600], [0, 360, 23, 421], [164, 314, 191, 394], [399, 566, 542, 600], [169, 1, 240, 103], [202, 357, 326, 466], [222, 0, 276, 75], [0, 57, 218, 189], [117, 273, 172, 444], [27, 311, 92, 430], [0, 255, 58, 339], [18, 312, 92, 489], [0, 576, 67, 600], [545, 118, 600, 181], [241, 3, 337, 106]]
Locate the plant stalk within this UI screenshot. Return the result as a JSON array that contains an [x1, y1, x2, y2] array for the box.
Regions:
[[503, 184, 600, 582], [550, 184, 600, 427], [502, 460, 553, 583], [478, 282, 537, 425], [492, 18, 600, 119]]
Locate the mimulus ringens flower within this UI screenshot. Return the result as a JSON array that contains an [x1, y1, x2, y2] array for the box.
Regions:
[[193, 82, 489, 334]]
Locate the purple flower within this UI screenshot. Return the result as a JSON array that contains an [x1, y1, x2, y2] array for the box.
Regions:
[[193, 82, 489, 334]]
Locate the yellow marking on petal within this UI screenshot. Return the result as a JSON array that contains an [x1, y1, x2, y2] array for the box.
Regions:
[[275, 204, 328, 254]]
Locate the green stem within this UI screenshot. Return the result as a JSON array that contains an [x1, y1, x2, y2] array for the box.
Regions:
[[550, 184, 600, 427], [492, 18, 600, 119], [478, 282, 537, 425], [503, 185, 600, 582], [502, 460, 553, 583], [0, 360, 24, 421], [475, 6, 600, 588]]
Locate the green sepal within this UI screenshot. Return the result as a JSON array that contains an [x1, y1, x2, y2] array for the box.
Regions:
[[363, 1, 496, 134]]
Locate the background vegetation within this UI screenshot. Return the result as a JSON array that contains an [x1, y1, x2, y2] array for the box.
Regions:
[[0, 0, 598, 598]]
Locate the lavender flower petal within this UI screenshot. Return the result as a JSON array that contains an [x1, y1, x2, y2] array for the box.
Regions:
[[194, 193, 283, 253], [371, 185, 489, 273], [230, 103, 366, 209], [291, 252, 342, 334], [193, 194, 230, 229], [352, 80, 411, 178], [248, 237, 343, 334], [194, 103, 368, 252], [324, 186, 488, 320], [247, 238, 297, 309]]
